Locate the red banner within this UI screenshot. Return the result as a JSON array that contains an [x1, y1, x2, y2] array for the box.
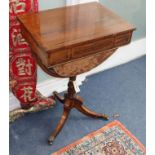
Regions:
[[9, 0, 54, 109]]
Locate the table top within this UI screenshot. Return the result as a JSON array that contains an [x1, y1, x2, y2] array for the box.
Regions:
[[17, 2, 135, 54]]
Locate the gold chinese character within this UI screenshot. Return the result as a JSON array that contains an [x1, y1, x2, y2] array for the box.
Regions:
[[9, 0, 26, 14], [20, 86, 34, 102], [16, 58, 32, 76], [11, 28, 28, 47]]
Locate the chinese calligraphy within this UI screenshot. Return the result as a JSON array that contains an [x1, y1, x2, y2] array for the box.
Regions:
[[20, 86, 34, 102], [16, 58, 32, 76], [11, 28, 28, 47]]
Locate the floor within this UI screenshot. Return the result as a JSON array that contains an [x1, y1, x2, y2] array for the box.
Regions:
[[10, 56, 146, 155]]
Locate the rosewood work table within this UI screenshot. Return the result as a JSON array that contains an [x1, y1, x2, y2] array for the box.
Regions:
[[17, 2, 135, 144]]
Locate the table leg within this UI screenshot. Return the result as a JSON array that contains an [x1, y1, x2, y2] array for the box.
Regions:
[[53, 91, 64, 103], [48, 107, 70, 144], [48, 76, 109, 144], [76, 104, 109, 120], [73, 97, 109, 120]]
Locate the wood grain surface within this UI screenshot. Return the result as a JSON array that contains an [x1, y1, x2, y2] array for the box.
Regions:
[[17, 2, 135, 68]]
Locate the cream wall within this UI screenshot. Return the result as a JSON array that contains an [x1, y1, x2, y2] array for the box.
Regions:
[[39, 0, 66, 10]]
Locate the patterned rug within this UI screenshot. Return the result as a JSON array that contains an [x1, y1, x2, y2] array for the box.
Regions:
[[52, 121, 145, 155]]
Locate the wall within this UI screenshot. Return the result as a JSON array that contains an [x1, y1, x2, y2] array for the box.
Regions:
[[99, 0, 146, 41], [39, 0, 66, 10]]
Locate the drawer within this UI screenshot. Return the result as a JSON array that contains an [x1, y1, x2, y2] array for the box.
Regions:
[[48, 49, 71, 66], [72, 37, 114, 59], [115, 31, 132, 46]]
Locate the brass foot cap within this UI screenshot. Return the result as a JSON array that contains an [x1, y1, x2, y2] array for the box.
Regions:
[[102, 114, 109, 120], [48, 137, 55, 145]]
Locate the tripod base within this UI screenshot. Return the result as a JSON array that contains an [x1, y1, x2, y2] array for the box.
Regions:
[[48, 77, 109, 144]]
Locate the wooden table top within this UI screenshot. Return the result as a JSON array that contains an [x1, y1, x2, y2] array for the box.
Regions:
[[17, 2, 135, 68]]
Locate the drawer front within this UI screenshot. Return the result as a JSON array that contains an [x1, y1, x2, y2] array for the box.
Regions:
[[115, 31, 132, 46], [48, 49, 71, 66], [48, 31, 133, 67], [72, 37, 114, 59]]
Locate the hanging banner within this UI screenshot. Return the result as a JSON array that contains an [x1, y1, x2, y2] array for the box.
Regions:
[[9, 0, 55, 109]]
